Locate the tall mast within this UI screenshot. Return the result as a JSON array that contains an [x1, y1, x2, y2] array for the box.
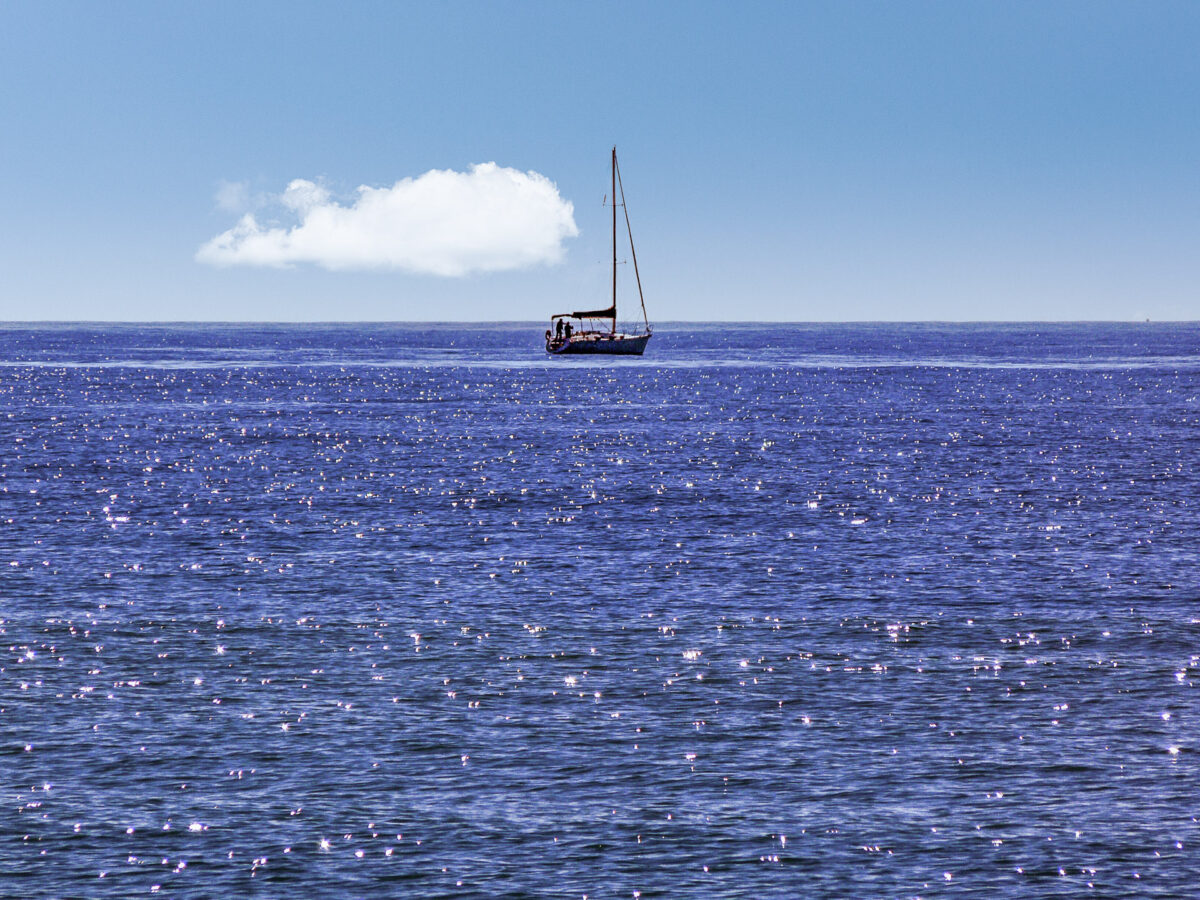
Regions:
[[611, 146, 618, 335]]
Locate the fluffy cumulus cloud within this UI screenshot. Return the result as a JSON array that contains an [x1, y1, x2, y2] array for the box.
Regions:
[[197, 164, 578, 276]]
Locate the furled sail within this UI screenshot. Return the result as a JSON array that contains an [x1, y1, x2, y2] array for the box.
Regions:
[[564, 304, 616, 320]]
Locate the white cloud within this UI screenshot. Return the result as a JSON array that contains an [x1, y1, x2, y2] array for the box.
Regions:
[[197, 163, 578, 276]]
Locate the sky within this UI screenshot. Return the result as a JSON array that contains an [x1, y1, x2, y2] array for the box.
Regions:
[[1, 1, 1198, 322]]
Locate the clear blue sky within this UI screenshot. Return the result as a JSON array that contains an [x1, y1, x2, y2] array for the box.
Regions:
[[2, 1, 1198, 321]]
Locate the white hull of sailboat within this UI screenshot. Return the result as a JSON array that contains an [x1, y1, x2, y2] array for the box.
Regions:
[[547, 333, 651, 356]]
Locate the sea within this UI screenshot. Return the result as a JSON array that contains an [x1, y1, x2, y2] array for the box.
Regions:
[[2, 322, 1198, 898]]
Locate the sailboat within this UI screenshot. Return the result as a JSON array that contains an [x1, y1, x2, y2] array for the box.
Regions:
[[545, 147, 652, 355]]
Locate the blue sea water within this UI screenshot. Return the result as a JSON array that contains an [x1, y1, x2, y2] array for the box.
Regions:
[[1, 322, 1199, 898]]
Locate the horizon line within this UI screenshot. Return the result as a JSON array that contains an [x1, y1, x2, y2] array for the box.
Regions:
[[1, 319, 1194, 326]]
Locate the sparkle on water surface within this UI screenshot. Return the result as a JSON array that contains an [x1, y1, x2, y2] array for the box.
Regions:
[[1, 322, 1199, 898]]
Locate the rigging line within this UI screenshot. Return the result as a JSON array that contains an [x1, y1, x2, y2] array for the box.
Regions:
[[614, 154, 649, 331]]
